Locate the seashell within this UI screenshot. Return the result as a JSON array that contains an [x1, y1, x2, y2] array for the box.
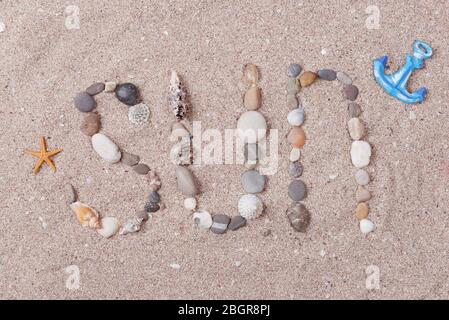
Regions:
[[97, 217, 120, 238], [119, 217, 143, 235], [193, 210, 213, 229], [128, 103, 150, 125], [91, 133, 122, 163], [168, 71, 189, 120], [238, 194, 264, 220], [70, 201, 101, 229], [242, 64, 259, 85], [170, 135, 192, 165]]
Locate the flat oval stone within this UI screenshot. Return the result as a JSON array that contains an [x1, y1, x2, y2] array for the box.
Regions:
[[238, 194, 264, 219], [120, 151, 140, 166], [136, 210, 149, 221], [144, 201, 160, 213], [299, 71, 317, 87], [356, 202, 369, 220], [288, 161, 303, 178], [243, 86, 262, 110], [348, 117, 365, 140], [237, 111, 267, 143], [343, 84, 359, 101], [91, 133, 121, 163], [228, 215, 246, 231], [354, 169, 370, 186], [356, 186, 371, 202], [286, 203, 310, 232], [133, 163, 150, 175], [287, 77, 300, 94], [287, 107, 305, 126], [241, 170, 266, 194], [287, 94, 299, 109], [317, 69, 336, 81], [348, 102, 362, 118], [288, 180, 307, 202], [80, 112, 101, 136], [337, 71, 352, 85], [287, 127, 306, 148], [360, 218, 374, 234], [287, 63, 302, 78], [148, 191, 161, 203], [74, 91, 96, 112], [351, 141, 372, 168], [210, 214, 230, 234], [175, 166, 199, 196], [115, 83, 140, 106], [86, 82, 105, 96], [193, 210, 212, 229]]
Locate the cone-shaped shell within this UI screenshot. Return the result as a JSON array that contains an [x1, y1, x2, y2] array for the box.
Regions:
[[70, 201, 101, 229]]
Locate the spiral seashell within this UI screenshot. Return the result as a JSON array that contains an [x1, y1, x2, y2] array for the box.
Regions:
[[70, 201, 101, 229], [119, 217, 143, 235], [168, 71, 189, 120]]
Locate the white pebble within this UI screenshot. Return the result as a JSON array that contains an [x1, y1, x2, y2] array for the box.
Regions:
[[96, 217, 120, 238], [289, 148, 301, 162], [91, 133, 122, 163], [287, 108, 305, 126], [350, 141, 372, 168], [184, 197, 197, 210], [237, 111, 267, 143], [193, 210, 212, 229], [359, 219, 375, 234], [354, 169, 370, 186]]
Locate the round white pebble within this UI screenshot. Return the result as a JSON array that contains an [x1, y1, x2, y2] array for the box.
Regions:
[[359, 219, 375, 234], [354, 169, 370, 186], [237, 111, 267, 143], [91, 133, 122, 163], [350, 141, 371, 168], [289, 148, 301, 162], [184, 197, 197, 210], [238, 194, 264, 220]]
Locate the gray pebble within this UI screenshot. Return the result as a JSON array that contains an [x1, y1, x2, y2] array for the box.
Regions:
[[286, 77, 300, 94], [86, 82, 105, 96], [317, 69, 337, 81], [74, 91, 96, 112], [348, 102, 362, 118], [288, 180, 307, 202], [336, 71, 352, 85], [286, 203, 310, 232], [144, 201, 160, 213], [288, 161, 303, 178], [228, 215, 246, 231], [241, 170, 266, 194], [354, 169, 370, 186], [343, 84, 359, 101], [120, 151, 140, 166], [175, 166, 199, 196], [287, 63, 302, 78], [136, 210, 149, 221], [148, 191, 161, 203], [133, 163, 150, 175], [210, 214, 230, 234]]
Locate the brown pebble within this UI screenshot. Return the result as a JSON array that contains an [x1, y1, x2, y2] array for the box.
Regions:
[[356, 186, 371, 203], [136, 210, 149, 221], [348, 102, 362, 118], [343, 84, 359, 101], [86, 82, 105, 96], [120, 151, 140, 167], [243, 86, 262, 110], [287, 127, 306, 148], [299, 71, 317, 87], [80, 112, 101, 136], [133, 163, 150, 175], [356, 202, 369, 220]]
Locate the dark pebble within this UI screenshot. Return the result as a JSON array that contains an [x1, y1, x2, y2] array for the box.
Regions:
[[115, 83, 140, 106], [286, 203, 310, 232], [133, 163, 150, 175], [120, 151, 140, 166], [287, 63, 302, 78], [210, 214, 230, 234], [228, 215, 246, 231], [347, 102, 362, 118], [288, 180, 307, 202], [74, 91, 96, 112], [86, 82, 105, 96], [148, 191, 161, 203], [343, 84, 359, 101], [288, 161, 303, 178], [317, 69, 337, 81], [144, 201, 160, 213]]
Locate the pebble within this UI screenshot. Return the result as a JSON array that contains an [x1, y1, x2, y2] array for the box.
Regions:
[[128, 103, 150, 125], [242, 64, 259, 85], [238, 194, 264, 219], [356, 186, 371, 203], [193, 210, 213, 229], [120, 151, 140, 166], [343, 84, 359, 101], [347, 102, 362, 118], [133, 163, 150, 175], [356, 202, 369, 220], [148, 171, 161, 191], [289, 148, 301, 162], [299, 71, 317, 87], [144, 201, 160, 213], [348, 117, 365, 140], [288, 180, 307, 202], [104, 81, 117, 92], [286, 203, 310, 232], [287, 127, 306, 148], [354, 169, 370, 186], [336, 71, 352, 85], [241, 170, 266, 194], [86, 82, 105, 96], [287, 107, 305, 126], [350, 141, 372, 168], [287, 94, 299, 109], [210, 214, 230, 234], [317, 69, 337, 81], [184, 197, 197, 210], [96, 217, 120, 238], [80, 112, 101, 136], [237, 111, 267, 143], [91, 133, 121, 163], [287, 63, 302, 78], [243, 86, 262, 110], [288, 161, 303, 178], [228, 215, 247, 231], [287, 77, 301, 94], [115, 83, 140, 106], [136, 210, 149, 221], [74, 91, 96, 112], [148, 191, 161, 203], [359, 219, 374, 234], [64, 183, 77, 205], [175, 166, 199, 196]]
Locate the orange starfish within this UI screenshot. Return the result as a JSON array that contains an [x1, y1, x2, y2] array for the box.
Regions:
[[25, 137, 63, 174]]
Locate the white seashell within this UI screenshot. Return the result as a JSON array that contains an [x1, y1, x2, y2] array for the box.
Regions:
[[128, 103, 150, 125], [359, 219, 375, 234], [184, 197, 197, 211], [237, 111, 267, 144], [97, 217, 120, 238], [91, 133, 121, 163], [193, 210, 212, 229], [119, 217, 143, 235], [350, 141, 371, 168], [289, 148, 301, 162], [287, 108, 305, 126], [238, 194, 264, 220], [169, 71, 189, 120]]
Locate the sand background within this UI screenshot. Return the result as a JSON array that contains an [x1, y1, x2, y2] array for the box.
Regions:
[[0, 0, 448, 299]]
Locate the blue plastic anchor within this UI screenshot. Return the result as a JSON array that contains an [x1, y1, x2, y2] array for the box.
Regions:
[[373, 40, 433, 104]]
